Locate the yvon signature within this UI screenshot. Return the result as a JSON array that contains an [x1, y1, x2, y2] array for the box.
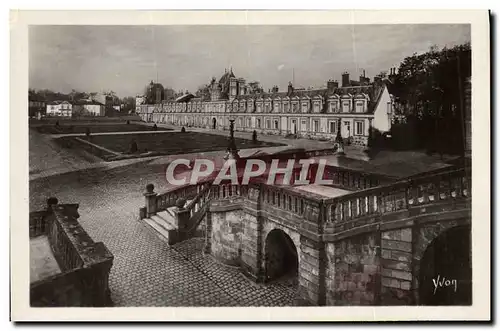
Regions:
[[433, 275, 458, 294]]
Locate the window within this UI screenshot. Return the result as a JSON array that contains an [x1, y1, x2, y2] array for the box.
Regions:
[[292, 103, 298, 112], [302, 102, 309, 112], [314, 102, 320, 113], [356, 101, 364, 113], [257, 118, 261, 128], [284, 103, 289, 112], [247, 118, 251, 127], [344, 121, 351, 135], [355, 121, 364, 135], [274, 103, 280, 112], [265, 104, 270, 112], [274, 120, 279, 130], [266, 119, 271, 129], [387, 102, 392, 114], [257, 104, 262, 112], [329, 121, 337, 133], [313, 120, 319, 132], [342, 101, 350, 113]]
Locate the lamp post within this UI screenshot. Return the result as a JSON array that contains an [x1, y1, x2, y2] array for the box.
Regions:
[[224, 119, 240, 161]]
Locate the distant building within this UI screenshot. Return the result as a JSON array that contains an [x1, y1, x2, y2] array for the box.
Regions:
[[46, 101, 73, 117], [145, 81, 165, 104], [137, 69, 395, 146], [73, 99, 105, 116], [28, 93, 46, 118]]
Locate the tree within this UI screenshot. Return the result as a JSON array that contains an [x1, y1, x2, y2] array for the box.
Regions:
[[248, 81, 264, 94], [252, 130, 258, 143], [390, 43, 471, 156], [195, 84, 210, 100], [121, 96, 136, 113]]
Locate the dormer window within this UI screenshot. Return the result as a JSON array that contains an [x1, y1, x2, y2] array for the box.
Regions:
[[274, 102, 280, 113], [301, 102, 309, 113], [355, 100, 365, 113], [342, 100, 350, 113], [313, 101, 321, 113]]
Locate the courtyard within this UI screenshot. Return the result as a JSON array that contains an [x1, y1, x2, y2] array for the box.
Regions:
[[35, 122, 165, 134], [29, 127, 299, 306], [56, 131, 285, 159]]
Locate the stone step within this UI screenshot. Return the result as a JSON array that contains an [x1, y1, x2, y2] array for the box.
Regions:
[[155, 211, 177, 229], [164, 207, 177, 219], [143, 218, 178, 245], [151, 215, 177, 234]]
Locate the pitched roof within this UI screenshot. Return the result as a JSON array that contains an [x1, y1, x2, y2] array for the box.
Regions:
[[233, 83, 387, 113], [73, 99, 104, 106]]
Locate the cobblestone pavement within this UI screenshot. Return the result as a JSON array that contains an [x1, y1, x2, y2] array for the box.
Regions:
[[172, 238, 298, 306], [29, 133, 299, 306]]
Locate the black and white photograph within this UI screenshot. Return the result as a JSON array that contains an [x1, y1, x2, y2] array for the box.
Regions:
[[10, 10, 490, 321]]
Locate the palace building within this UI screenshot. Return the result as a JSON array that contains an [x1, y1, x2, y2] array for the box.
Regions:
[[137, 68, 395, 146]]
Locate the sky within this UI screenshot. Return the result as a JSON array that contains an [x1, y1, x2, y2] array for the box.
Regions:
[[29, 24, 470, 98]]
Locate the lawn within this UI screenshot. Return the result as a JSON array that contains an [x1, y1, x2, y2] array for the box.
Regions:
[[35, 123, 166, 134], [57, 131, 285, 159]]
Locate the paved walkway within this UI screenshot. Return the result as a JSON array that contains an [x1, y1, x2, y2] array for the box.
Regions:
[[29, 130, 300, 306]]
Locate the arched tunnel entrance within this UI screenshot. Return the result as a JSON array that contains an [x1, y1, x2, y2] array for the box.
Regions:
[[265, 229, 299, 284], [418, 225, 472, 305]]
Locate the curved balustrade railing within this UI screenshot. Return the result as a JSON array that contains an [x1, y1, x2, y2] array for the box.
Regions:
[[155, 182, 210, 212], [147, 167, 470, 240], [323, 167, 471, 228]]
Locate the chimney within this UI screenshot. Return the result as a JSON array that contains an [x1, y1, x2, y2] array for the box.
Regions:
[[327, 79, 339, 91], [342, 72, 350, 87], [287, 82, 294, 94]]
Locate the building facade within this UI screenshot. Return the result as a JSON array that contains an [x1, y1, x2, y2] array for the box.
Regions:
[[46, 101, 73, 117], [73, 100, 106, 116], [28, 95, 46, 118], [137, 69, 395, 146]]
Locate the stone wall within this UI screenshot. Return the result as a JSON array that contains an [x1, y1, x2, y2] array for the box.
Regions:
[[210, 210, 245, 265], [326, 233, 380, 305], [240, 214, 261, 280], [380, 228, 413, 305]]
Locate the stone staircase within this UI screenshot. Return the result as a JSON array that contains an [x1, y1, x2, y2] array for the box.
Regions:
[[142, 200, 193, 245]]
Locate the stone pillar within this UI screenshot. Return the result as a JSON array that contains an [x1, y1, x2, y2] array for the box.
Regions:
[[173, 198, 190, 240], [46, 197, 59, 212], [298, 235, 326, 306], [380, 227, 414, 305], [144, 184, 157, 218], [241, 215, 264, 282], [204, 211, 212, 254], [297, 199, 326, 305]]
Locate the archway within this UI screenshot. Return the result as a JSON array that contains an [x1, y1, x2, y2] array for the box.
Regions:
[[265, 229, 299, 283], [418, 225, 471, 305], [212, 117, 217, 129]]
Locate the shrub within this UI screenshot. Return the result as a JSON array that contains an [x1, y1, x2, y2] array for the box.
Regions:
[[153, 124, 158, 131], [129, 140, 138, 153], [126, 120, 130, 125], [252, 130, 258, 143], [181, 127, 186, 133]]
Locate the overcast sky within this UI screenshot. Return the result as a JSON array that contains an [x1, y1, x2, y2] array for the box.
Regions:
[[29, 24, 470, 98]]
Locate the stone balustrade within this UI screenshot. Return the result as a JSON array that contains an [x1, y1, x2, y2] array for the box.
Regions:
[[30, 199, 114, 307], [323, 167, 471, 235]]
